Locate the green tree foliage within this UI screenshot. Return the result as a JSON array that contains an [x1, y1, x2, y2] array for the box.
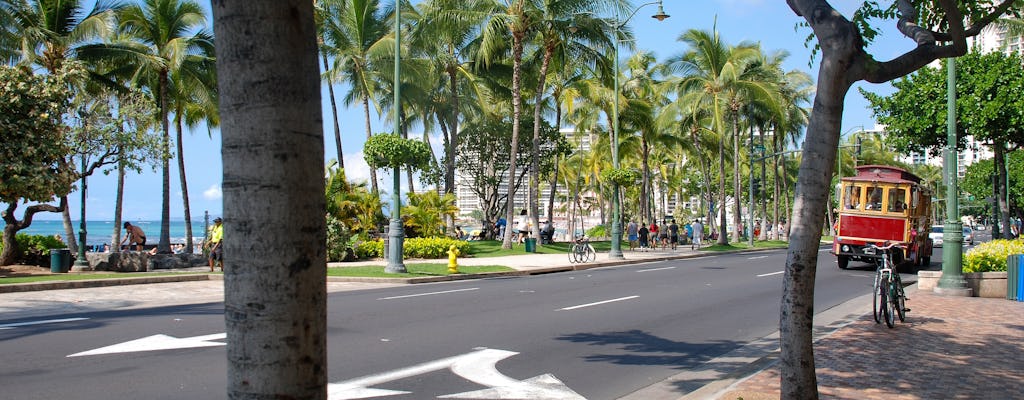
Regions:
[[0, 64, 79, 265], [402, 191, 458, 238], [862, 51, 1024, 156], [363, 133, 433, 171], [962, 152, 1023, 215], [0, 65, 77, 203]]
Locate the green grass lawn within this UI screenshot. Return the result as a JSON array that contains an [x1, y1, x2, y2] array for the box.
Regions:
[[699, 240, 789, 252], [328, 263, 513, 278], [0, 272, 201, 284]]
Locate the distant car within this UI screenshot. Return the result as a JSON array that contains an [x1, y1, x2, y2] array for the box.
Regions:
[[963, 226, 974, 245], [929, 225, 944, 248]]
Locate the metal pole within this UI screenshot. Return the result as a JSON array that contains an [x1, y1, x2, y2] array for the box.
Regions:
[[937, 57, 969, 296], [748, 127, 754, 247], [386, 1, 406, 273], [73, 154, 90, 270]]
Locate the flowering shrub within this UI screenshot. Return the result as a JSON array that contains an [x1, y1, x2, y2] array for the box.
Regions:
[[352, 237, 468, 259], [962, 239, 1024, 273]]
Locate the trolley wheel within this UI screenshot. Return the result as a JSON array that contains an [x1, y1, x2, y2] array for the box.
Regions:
[[837, 255, 850, 270]]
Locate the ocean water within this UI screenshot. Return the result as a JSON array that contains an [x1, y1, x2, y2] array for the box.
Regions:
[[2, 220, 208, 247]]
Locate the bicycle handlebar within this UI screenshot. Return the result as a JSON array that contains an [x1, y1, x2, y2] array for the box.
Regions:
[[865, 242, 904, 251]]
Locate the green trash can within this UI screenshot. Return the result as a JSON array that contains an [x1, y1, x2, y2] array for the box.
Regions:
[[50, 248, 71, 273], [524, 237, 537, 253]]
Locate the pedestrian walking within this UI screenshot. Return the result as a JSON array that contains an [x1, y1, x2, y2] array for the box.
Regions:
[[659, 220, 670, 249], [669, 220, 679, 250], [207, 217, 224, 272], [638, 222, 650, 251], [691, 219, 704, 250], [627, 219, 639, 251]]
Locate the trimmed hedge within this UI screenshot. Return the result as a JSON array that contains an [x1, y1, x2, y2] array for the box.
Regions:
[[963, 239, 1024, 273], [354, 237, 469, 259]]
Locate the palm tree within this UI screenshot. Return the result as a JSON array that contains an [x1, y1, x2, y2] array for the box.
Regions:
[[663, 28, 764, 245], [168, 36, 217, 254], [315, 0, 348, 171], [1, 0, 123, 254], [403, 191, 459, 237], [118, 0, 211, 254], [330, 0, 392, 195], [214, 2, 327, 398]]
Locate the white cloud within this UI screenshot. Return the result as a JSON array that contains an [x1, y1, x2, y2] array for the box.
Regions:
[[203, 184, 223, 200]]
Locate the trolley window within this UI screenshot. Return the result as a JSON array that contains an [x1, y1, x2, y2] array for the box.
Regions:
[[843, 185, 862, 210], [888, 188, 907, 213], [865, 186, 884, 211]]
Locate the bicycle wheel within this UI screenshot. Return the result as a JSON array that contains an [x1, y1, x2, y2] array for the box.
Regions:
[[568, 245, 579, 263], [895, 275, 907, 322], [584, 246, 596, 262], [873, 272, 883, 323], [883, 275, 896, 328]]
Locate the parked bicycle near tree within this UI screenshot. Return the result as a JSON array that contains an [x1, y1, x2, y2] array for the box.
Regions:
[[866, 242, 910, 328]]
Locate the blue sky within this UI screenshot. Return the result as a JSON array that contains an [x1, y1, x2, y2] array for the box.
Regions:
[[42, 0, 913, 222]]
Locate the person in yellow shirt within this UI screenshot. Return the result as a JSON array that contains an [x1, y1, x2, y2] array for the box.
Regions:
[[208, 217, 223, 272]]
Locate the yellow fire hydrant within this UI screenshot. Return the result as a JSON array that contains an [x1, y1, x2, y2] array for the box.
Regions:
[[447, 244, 460, 274]]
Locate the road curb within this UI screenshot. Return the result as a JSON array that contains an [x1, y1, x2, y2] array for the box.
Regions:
[[0, 273, 213, 293]]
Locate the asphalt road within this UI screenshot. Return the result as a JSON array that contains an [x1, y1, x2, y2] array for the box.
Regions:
[[0, 246, 916, 400]]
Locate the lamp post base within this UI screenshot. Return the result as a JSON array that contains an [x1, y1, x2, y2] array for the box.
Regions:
[[385, 220, 406, 274], [933, 286, 972, 297]]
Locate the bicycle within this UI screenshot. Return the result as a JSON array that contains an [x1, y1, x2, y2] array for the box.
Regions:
[[568, 236, 596, 264], [864, 242, 909, 328]]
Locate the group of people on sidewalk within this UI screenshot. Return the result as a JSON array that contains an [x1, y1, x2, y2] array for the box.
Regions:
[[625, 219, 705, 251]]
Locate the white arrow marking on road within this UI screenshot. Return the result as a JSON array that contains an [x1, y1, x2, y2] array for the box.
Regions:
[[757, 271, 785, 277], [67, 333, 226, 357], [440, 374, 585, 399], [0, 317, 89, 330], [747, 256, 770, 260], [327, 347, 583, 400]]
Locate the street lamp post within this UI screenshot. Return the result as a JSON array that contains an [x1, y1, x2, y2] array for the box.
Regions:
[[937, 57, 969, 296], [72, 154, 91, 271], [386, 1, 406, 273], [604, 1, 669, 259]]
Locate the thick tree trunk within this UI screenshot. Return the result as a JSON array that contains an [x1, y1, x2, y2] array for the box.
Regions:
[[2, 201, 65, 266], [213, 1, 327, 398]]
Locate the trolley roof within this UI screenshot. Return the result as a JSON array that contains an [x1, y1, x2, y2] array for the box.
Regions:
[[842, 165, 922, 185]]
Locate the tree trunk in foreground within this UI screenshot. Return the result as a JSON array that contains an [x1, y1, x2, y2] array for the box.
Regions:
[[213, 1, 327, 398], [782, 0, 1016, 397]]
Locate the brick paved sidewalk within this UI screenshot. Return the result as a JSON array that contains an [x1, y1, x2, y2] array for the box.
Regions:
[[717, 290, 1024, 400]]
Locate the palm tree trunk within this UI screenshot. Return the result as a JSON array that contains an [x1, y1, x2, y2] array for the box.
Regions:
[[158, 70, 172, 254], [363, 94, 380, 195], [528, 46, 554, 241], [717, 138, 728, 245], [501, 34, 526, 250], [322, 52, 345, 170], [176, 114, 194, 254], [111, 163, 125, 253], [445, 63, 460, 195], [60, 197, 77, 254], [732, 115, 742, 243], [214, 1, 327, 398], [641, 139, 651, 224]]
